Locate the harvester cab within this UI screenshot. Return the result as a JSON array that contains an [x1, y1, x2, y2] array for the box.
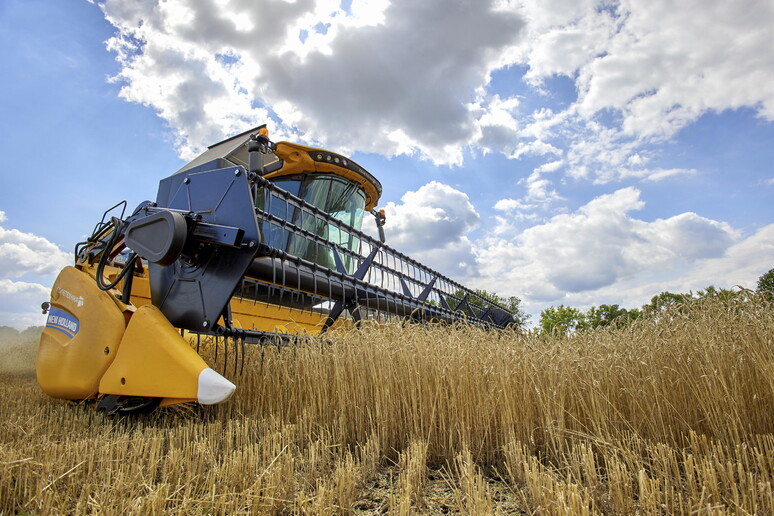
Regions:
[[37, 126, 516, 414]]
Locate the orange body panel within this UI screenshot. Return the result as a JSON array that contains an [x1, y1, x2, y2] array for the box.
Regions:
[[270, 141, 381, 210]]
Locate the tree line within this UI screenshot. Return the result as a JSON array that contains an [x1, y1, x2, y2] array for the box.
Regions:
[[474, 267, 774, 335], [537, 267, 774, 335]]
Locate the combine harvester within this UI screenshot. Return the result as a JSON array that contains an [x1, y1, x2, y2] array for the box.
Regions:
[[37, 127, 516, 414]]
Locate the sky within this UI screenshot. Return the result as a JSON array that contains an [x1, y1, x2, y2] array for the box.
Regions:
[[1, 0, 773, 329]]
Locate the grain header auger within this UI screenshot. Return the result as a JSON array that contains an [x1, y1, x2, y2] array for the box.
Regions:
[[37, 126, 517, 414]]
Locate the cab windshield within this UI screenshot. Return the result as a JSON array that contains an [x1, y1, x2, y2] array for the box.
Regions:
[[265, 174, 366, 272]]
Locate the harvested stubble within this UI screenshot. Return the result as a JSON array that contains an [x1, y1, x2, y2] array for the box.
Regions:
[[1, 295, 772, 514]]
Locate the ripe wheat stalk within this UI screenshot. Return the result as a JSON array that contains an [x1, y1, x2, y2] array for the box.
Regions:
[[1, 295, 772, 513]]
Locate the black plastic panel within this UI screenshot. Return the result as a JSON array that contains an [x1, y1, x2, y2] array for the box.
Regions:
[[149, 166, 260, 331]]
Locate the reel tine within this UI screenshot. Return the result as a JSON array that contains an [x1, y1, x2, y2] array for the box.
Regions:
[[240, 336, 246, 375], [223, 335, 228, 376], [234, 336, 239, 378]]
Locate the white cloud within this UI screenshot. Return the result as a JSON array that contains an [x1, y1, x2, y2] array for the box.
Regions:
[[380, 185, 748, 314], [99, 0, 774, 179], [0, 214, 68, 329], [101, 0, 525, 165], [520, 1, 617, 83], [494, 198, 532, 212], [509, 139, 563, 160], [406, 237, 480, 280], [0, 223, 71, 280], [474, 187, 741, 305], [381, 181, 480, 276], [681, 224, 774, 290], [103, 0, 273, 161], [639, 168, 696, 182], [0, 279, 50, 330], [260, 0, 525, 165], [546, 223, 774, 318], [523, 114, 694, 185], [522, 0, 774, 137], [491, 199, 539, 234], [475, 94, 521, 154], [509, 0, 774, 183], [383, 181, 480, 251], [522, 159, 566, 204], [487, 159, 566, 230]]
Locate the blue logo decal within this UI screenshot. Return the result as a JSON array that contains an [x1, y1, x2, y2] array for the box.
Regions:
[[46, 307, 80, 338]]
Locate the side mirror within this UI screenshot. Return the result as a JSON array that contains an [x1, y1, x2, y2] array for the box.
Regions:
[[372, 209, 386, 243]]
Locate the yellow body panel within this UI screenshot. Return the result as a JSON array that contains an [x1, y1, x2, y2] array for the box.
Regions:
[[37, 266, 132, 399], [99, 304, 210, 400], [100, 262, 347, 336], [229, 297, 328, 334], [124, 273, 152, 307], [37, 264, 232, 406]]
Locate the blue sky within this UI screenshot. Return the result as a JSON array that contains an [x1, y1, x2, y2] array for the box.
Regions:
[[1, 0, 773, 329]]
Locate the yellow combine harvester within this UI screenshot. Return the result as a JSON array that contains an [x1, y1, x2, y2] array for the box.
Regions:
[[37, 126, 516, 414]]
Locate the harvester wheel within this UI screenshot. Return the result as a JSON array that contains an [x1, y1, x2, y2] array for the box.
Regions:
[[96, 395, 161, 416]]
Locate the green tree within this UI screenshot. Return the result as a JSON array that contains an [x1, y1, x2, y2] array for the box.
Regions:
[[585, 304, 640, 329], [641, 286, 746, 320], [695, 285, 742, 303], [757, 268, 774, 298], [643, 291, 690, 316], [539, 305, 586, 335]]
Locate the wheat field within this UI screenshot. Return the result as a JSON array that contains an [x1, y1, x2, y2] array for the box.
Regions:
[[1, 296, 772, 514]]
